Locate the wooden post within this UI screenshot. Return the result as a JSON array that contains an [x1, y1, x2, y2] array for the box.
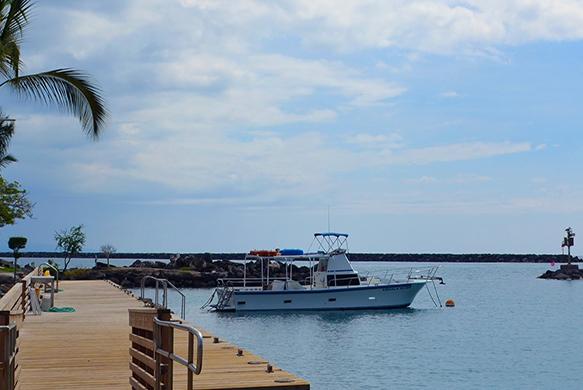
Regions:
[[20, 281, 26, 320], [0, 311, 11, 390], [156, 309, 173, 390], [0, 310, 9, 327]]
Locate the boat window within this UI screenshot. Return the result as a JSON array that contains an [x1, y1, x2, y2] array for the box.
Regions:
[[327, 273, 360, 286], [317, 258, 328, 272]]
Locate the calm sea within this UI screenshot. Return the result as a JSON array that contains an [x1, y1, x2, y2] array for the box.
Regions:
[[149, 262, 582, 390]]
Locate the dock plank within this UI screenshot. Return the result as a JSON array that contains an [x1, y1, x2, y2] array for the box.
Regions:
[[17, 280, 309, 389]]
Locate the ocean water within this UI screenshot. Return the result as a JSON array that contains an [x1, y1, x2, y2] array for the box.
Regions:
[[150, 262, 583, 390]]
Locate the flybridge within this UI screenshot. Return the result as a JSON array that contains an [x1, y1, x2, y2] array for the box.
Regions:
[[313, 232, 349, 254]]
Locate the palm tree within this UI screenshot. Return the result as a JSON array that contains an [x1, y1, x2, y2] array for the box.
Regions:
[[0, 114, 16, 168], [0, 0, 107, 139]]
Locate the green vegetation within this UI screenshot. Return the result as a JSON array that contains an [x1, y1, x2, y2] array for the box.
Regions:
[[0, 115, 16, 168], [8, 235, 25, 279], [0, 113, 32, 229], [0, 0, 107, 138], [62, 268, 90, 279], [55, 225, 85, 272], [0, 177, 32, 227], [0, 266, 16, 273]]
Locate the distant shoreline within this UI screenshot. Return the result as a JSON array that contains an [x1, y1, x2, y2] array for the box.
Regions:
[[0, 252, 576, 263]]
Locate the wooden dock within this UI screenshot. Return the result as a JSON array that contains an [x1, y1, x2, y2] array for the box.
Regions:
[[0, 277, 309, 389]]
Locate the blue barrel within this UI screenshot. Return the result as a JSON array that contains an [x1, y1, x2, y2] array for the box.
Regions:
[[279, 248, 304, 256]]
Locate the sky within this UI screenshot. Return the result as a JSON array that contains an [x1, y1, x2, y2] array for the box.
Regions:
[[2, 0, 583, 254]]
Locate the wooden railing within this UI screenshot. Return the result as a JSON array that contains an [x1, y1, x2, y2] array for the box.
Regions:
[[0, 268, 40, 390], [129, 308, 158, 390], [0, 269, 38, 324], [129, 308, 203, 390]]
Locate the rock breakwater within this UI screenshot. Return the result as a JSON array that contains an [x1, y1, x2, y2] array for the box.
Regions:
[[539, 265, 583, 280]]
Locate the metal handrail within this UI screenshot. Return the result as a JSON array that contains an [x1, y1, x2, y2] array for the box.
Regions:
[[164, 279, 186, 321], [140, 276, 186, 319], [38, 262, 59, 291], [153, 317, 203, 390], [217, 277, 289, 288]]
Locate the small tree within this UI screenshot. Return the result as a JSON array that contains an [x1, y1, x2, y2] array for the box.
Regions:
[[8, 236, 26, 279], [55, 225, 85, 272], [0, 177, 33, 227], [100, 244, 116, 267]]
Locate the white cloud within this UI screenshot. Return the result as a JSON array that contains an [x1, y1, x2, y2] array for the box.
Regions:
[[382, 141, 532, 165], [441, 91, 459, 98], [63, 127, 531, 200], [450, 174, 492, 184], [33, 1, 583, 70], [6, 0, 558, 217], [148, 52, 405, 124], [345, 133, 403, 149], [404, 174, 492, 184], [404, 176, 438, 184], [179, 0, 583, 54]]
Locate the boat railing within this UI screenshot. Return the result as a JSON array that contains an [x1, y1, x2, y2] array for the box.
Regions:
[[360, 266, 441, 285], [217, 277, 290, 288], [140, 276, 186, 320]]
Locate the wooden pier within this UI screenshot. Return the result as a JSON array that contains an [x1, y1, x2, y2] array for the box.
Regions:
[[0, 273, 309, 389]]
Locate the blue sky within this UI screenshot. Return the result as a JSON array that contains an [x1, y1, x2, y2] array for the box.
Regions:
[[2, 0, 583, 254]]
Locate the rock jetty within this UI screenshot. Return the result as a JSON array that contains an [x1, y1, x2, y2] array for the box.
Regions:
[[539, 265, 583, 280], [4, 252, 576, 263]]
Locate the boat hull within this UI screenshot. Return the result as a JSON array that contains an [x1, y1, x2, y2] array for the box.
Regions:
[[220, 281, 426, 311]]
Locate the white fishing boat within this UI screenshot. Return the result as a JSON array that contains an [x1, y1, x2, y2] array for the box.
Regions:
[[203, 233, 443, 312]]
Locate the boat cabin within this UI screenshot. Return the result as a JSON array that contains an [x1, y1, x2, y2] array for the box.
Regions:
[[234, 232, 361, 290], [312, 233, 360, 288]]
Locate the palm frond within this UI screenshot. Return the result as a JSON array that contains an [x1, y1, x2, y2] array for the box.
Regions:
[[0, 0, 28, 79], [5, 68, 108, 139], [0, 0, 32, 42], [0, 37, 20, 79], [0, 114, 16, 169], [0, 153, 16, 168]]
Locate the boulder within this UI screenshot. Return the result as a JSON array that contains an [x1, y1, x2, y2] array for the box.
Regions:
[[95, 261, 116, 269], [129, 260, 166, 269], [539, 270, 554, 279], [538, 267, 583, 280]]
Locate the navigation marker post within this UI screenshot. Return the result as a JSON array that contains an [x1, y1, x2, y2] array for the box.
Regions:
[[561, 227, 578, 270]]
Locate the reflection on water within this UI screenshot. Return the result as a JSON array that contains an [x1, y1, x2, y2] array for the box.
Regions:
[[218, 307, 422, 323]]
